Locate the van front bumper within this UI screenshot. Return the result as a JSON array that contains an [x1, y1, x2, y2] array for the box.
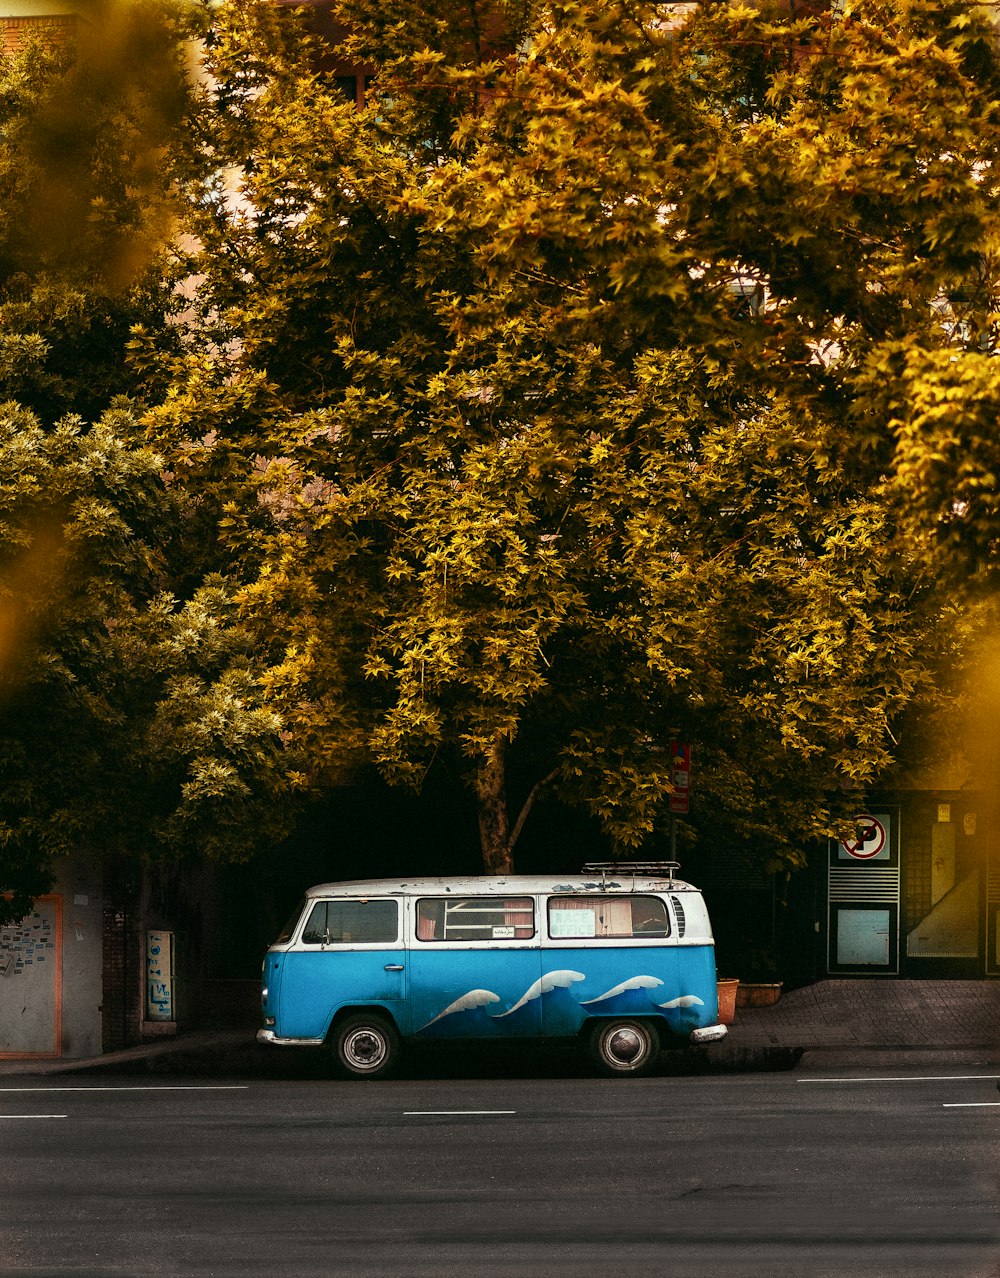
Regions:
[[257, 1029, 326, 1047], [689, 1024, 728, 1045]]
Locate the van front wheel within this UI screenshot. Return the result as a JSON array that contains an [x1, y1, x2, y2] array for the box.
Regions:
[[590, 1019, 659, 1077], [333, 1014, 399, 1080]]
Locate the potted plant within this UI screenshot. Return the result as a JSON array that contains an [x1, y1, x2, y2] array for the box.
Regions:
[[716, 975, 739, 1024]]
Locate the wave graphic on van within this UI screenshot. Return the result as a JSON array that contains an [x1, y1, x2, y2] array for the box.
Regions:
[[580, 976, 664, 1006], [657, 994, 705, 1009], [417, 988, 500, 1032], [492, 969, 586, 1018]]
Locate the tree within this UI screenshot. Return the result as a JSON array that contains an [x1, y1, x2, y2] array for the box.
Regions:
[[0, 400, 301, 926], [154, 0, 1000, 876], [0, 2, 301, 924], [0, 0, 212, 428]]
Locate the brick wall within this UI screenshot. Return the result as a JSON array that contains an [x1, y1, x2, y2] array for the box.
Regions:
[[101, 875, 142, 1050], [2, 15, 76, 52]]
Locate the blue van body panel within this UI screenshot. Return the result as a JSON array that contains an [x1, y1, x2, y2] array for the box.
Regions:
[[403, 945, 716, 1042], [408, 949, 542, 1038], [268, 946, 717, 1043], [538, 947, 679, 1036], [275, 950, 406, 1040], [263, 951, 283, 1012]]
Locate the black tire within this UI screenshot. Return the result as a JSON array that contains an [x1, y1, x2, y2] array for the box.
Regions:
[[589, 1018, 660, 1077], [332, 1013, 400, 1080]]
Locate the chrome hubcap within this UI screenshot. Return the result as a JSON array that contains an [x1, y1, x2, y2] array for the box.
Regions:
[[607, 1027, 643, 1064], [345, 1029, 385, 1068]]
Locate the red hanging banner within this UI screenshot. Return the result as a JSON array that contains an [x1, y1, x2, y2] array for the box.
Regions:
[[669, 739, 691, 815]]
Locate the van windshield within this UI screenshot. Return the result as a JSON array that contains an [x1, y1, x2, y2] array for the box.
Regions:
[[274, 900, 305, 945]]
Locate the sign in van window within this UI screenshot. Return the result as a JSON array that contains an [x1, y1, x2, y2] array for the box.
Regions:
[[550, 908, 597, 938], [416, 897, 534, 942], [301, 899, 398, 945], [547, 895, 670, 940]]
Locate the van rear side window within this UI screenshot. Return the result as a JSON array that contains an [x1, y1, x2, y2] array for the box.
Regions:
[[416, 896, 535, 941], [548, 895, 669, 939], [301, 899, 398, 945]]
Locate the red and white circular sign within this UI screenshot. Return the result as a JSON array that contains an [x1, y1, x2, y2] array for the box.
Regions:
[[840, 815, 887, 860]]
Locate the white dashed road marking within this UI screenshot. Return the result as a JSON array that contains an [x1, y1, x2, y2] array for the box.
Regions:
[[404, 1110, 516, 1116], [0, 1085, 249, 1093], [799, 1075, 1000, 1084]]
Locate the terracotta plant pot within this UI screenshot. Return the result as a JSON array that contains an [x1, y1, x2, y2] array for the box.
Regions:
[[716, 978, 739, 1025], [735, 982, 783, 1008]]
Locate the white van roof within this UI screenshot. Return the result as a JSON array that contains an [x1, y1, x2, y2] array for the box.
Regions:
[[304, 873, 702, 898]]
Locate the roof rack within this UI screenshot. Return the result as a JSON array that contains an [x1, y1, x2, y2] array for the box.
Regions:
[[581, 861, 681, 887]]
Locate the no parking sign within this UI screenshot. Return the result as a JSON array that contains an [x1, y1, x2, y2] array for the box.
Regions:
[[837, 814, 890, 861]]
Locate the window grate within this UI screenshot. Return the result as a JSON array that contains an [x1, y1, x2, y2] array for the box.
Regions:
[[828, 866, 900, 903], [670, 895, 687, 938]]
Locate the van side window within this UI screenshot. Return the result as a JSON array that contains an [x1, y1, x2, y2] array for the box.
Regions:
[[415, 897, 535, 942], [548, 895, 670, 939], [301, 899, 398, 945]]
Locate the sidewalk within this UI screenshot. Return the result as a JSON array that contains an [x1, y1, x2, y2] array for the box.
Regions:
[[1, 980, 997, 1077], [728, 978, 1000, 1071]]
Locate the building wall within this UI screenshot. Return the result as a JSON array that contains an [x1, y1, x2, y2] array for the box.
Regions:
[[819, 790, 996, 979], [0, 0, 80, 50], [53, 855, 103, 1057], [900, 793, 984, 969], [0, 853, 103, 1059], [102, 866, 142, 1052]]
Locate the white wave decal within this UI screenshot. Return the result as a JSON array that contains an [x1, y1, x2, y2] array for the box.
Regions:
[[656, 994, 705, 1009], [418, 988, 500, 1031], [580, 975, 664, 1006], [493, 969, 586, 1018]]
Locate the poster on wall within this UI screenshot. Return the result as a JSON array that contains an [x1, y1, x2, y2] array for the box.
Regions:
[[0, 896, 61, 1056], [146, 930, 174, 1022]]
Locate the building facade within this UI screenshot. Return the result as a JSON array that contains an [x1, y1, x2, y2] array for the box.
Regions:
[[824, 789, 998, 980]]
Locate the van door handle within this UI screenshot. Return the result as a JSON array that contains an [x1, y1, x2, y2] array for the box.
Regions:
[[384, 964, 404, 972]]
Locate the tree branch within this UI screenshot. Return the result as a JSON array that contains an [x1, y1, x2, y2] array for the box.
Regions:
[[506, 765, 560, 858]]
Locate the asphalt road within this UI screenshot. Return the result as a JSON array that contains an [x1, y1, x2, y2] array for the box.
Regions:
[[1, 1066, 998, 1277]]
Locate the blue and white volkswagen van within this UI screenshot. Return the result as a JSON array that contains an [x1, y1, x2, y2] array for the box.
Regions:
[[257, 863, 727, 1078]]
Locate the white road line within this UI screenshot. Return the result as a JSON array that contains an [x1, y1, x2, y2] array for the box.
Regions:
[[943, 1102, 1000, 1108], [1, 1114, 67, 1119], [0, 1085, 250, 1093], [403, 1110, 516, 1116], [799, 1075, 1000, 1084]]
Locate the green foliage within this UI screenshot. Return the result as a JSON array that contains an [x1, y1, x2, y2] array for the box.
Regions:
[[148, 0, 1000, 877], [0, 404, 296, 925], [0, 1, 306, 924], [9, 0, 996, 898], [0, 0, 198, 423]]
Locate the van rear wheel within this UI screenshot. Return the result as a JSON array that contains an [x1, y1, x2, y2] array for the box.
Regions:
[[590, 1019, 659, 1077], [333, 1014, 399, 1080]]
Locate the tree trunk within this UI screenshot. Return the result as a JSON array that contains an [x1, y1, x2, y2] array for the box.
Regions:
[[476, 742, 513, 875]]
